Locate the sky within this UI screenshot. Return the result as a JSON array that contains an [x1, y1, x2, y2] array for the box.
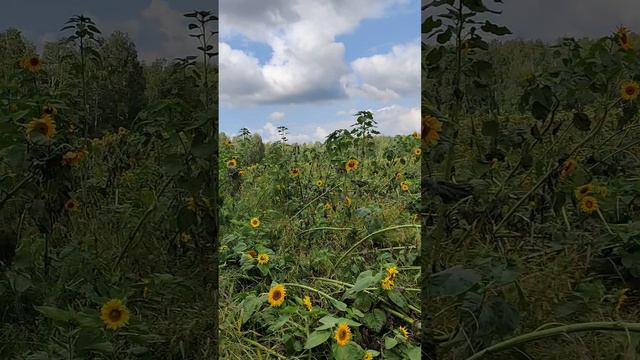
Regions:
[[219, 0, 421, 144], [1, 0, 218, 63]]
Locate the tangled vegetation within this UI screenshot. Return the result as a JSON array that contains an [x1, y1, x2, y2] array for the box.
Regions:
[[219, 113, 421, 359], [423, 0, 640, 359]]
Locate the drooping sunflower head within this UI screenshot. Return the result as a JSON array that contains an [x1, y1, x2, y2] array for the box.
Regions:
[[345, 159, 359, 172], [386, 266, 399, 280], [381, 276, 394, 290], [412, 131, 419, 140], [394, 172, 403, 181], [398, 326, 410, 339], [100, 299, 130, 330], [290, 167, 300, 177], [334, 323, 352, 347], [316, 179, 323, 187], [42, 104, 57, 117], [257, 253, 269, 265], [65, 199, 79, 211], [26, 116, 56, 139], [344, 196, 352, 207], [620, 80, 640, 101], [303, 295, 312, 312], [580, 196, 599, 214], [414, 148, 422, 156], [186, 197, 197, 211], [560, 159, 577, 178], [246, 250, 257, 258], [423, 115, 442, 145], [20, 55, 43, 72], [616, 26, 633, 51], [575, 183, 593, 200], [227, 159, 238, 168], [268, 284, 286, 307], [250, 217, 261, 228]]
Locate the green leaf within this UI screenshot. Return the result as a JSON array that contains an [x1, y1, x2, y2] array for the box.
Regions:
[[34, 305, 72, 322], [387, 291, 407, 309], [304, 330, 331, 349], [240, 295, 262, 325], [428, 266, 481, 297], [572, 112, 591, 131], [422, 16, 442, 34], [481, 120, 499, 137], [385, 337, 398, 349], [481, 21, 511, 35], [347, 271, 374, 295], [436, 27, 453, 44], [363, 308, 386, 332]]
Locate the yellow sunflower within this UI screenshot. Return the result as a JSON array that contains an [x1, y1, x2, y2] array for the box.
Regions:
[[617, 26, 633, 51], [303, 295, 312, 312], [26, 115, 56, 139], [324, 202, 333, 210], [394, 172, 403, 181], [411, 131, 419, 140], [290, 167, 300, 177], [100, 299, 130, 330], [620, 80, 640, 101], [579, 196, 599, 214], [117, 127, 127, 136], [268, 284, 286, 307], [560, 159, 577, 178], [334, 323, 352, 347], [345, 159, 359, 172], [423, 116, 442, 145], [227, 159, 237, 168], [19, 55, 42, 72], [316, 179, 323, 187], [250, 217, 261, 228], [246, 250, 257, 258], [186, 197, 197, 211], [400, 181, 410, 192], [64, 199, 79, 211], [223, 138, 232, 146], [381, 276, 394, 290], [363, 352, 374, 360], [398, 326, 410, 339], [344, 196, 352, 207], [257, 253, 269, 265], [386, 266, 399, 280], [414, 148, 422, 156], [575, 183, 593, 201]]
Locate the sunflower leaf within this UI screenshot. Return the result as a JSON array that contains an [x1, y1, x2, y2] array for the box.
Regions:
[[304, 330, 331, 349]]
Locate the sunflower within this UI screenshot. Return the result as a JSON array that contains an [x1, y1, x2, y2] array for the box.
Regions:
[[238, 169, 246, 177], [575, 183, 593, 200], [386, 266, 399, 280], [246, 250, 257, 258], [580, 196, 599, 214], [290, 167, 301, 177], [65, 199, 79, 211], [117, 127, 127, 136], [19, 55, 42, 72], [100, 299, 130, 330], [400, 181, 410, 192], [26, 115, 56, 139], [324, 202, 333, 210], [381, 276, 394, 290], [223, 138, 232, 146], [345, 159, 359, 172], [227, 159, 237, 168], [344, 196, 352, 207], [620, 80, 640, 101], [316, 179, 323, 187], [180, 233, 191, 243], [617, 26, 633, 51], [257, 253, 269, 265], [268, 284, 286, 307], [394, 172, 403, 181], [412, 131, 419, 140], [250, 217, 261, 228], [398, 326, 410, 339], [363, 352, 373, 360], [560, 159, 577, 178], [303, 295, 312, 312], [616, 288, 630, 313], [423, 116, 442, 145], [334, 323, 352, 347], [186, 197, 197, 211], [414, 148, 422, 156]]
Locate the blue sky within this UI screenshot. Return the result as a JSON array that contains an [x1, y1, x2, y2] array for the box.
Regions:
[[219, 0, 421, 143], [1, 0, 217, 62]]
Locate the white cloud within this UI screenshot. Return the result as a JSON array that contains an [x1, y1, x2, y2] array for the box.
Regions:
[[257, 121, 330, 144], [373, 105, 420, 134], [345, 41, 420, 101], [219, 0, 408, 106], [268, 111, 285, 120]]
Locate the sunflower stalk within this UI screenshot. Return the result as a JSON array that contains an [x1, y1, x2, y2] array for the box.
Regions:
[[337, 224, 420, 264]]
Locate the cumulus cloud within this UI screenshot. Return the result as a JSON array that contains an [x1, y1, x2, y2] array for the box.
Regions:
[[268, 111, 285, 120], [258, 121, 329, 144], [219, 0, 407, 106], [345, 41, 420, 101], [373, 105, 420, 134]]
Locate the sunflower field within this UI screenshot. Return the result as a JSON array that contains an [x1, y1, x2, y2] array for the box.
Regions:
[[218, 112, 421, 359], [424, 0, 640, 359], [0, 11, 219, 359]]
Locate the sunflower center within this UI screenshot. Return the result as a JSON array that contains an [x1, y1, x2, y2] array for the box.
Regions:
[[30, 58, 39, 66], [626, 86, 636, 95], [272, 290, 282, 300], [586, 201, 593, 208], [67, 202, 75, 209], [35, 123, 48, 134], [109, 309, 122, 322], [338, 330, 347, 340]]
